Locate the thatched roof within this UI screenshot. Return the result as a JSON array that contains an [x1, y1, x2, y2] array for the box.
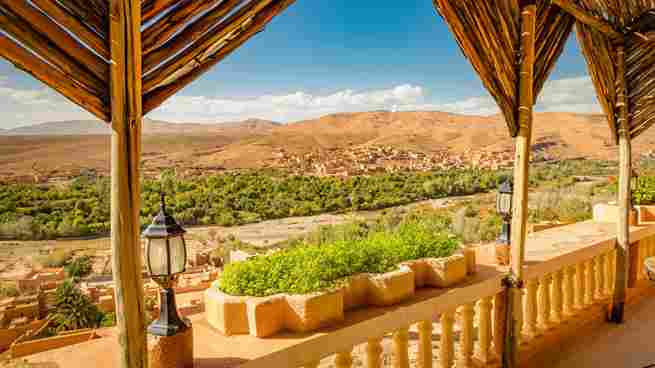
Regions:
[[1, 1, 654, 144], [0, 0, 295, 121], [434, 0, 655, 143]]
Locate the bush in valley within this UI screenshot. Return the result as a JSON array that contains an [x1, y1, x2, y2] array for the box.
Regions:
[[35, 249, 72, 268], [101, 312, 117, 327], [65, 255, 93, 279], [0, 283, 19, 298], [218, 216, 460, 296], [0, 168, 501, 240], [52, 280, 103, 332], [633, 175, 655, 205]]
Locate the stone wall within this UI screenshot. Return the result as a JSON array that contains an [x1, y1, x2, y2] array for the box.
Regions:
[[11, 329, 98, 358]]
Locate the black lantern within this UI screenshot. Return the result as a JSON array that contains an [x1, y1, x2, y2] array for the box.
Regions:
[[142, 192, 188, 336], [496, 179, 514, 245]]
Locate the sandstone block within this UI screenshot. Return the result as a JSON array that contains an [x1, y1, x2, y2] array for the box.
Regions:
[[204, 288, 249, 336], [368, 266, 415, 306], [284, 290, 344, 332], [342, 274, 370, 311], [246, 295, 286, 337], [148, 320, 193, 368], [425, 254, 467, 288]]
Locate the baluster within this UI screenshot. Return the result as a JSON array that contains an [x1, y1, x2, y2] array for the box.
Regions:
[[476, 297, 493, 364], [610, 249, 617, 291], [642, 240, 649, 279], [418, 322, 433, 368], [551, 270, 563, 324], [603, 252, 612, 296], [585, 259, 595, 305], [458, 303, 474, 368], [513, 288, 523, 347], [336, 349, 354, 368], [523, 279, 539, 339], [595, 255, 605, 299], [393, 328, 410, 368], [575, 262, 585, 310], [440, 311, 455, 368], [492, 293, 506, 360], [367, 337, 384, 368], [537, 274, 552, 331], [563, 266, 575, 317]]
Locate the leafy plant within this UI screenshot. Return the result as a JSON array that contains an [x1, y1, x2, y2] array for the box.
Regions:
[[52, 280, 102, 332], [65, 256, 93, 279], [218, 216, 460, 297], [35, 249, 72, 268]]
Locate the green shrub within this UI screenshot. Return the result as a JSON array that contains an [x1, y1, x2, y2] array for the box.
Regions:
[[36, 249, 72, 268], [0, 284, 19, 298], [65, 256, 93, 279], [634, 176, 655, 205], [52, 280, 102, 332], [101, 312, 116, 327], [218, 218, 460, 296]]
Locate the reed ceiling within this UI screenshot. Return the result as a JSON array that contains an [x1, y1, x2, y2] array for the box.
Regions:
[[0, 1, 654, 144], [0, 0, 295, 122], [434, 0, 655, 143]]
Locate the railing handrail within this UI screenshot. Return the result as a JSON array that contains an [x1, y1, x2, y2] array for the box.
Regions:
[[234, 269, 505, 368]]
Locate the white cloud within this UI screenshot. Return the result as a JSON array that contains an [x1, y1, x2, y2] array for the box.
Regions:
[[0, 82, 94, 128], [0, 74, 603, 128], [536, 76, 602, 114], [149, 84, 427, 123]]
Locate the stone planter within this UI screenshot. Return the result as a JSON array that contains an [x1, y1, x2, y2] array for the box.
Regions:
[[636, 205, 655, 225], [368, 266, 415, 306], [593, 203, 638, 225], [206, 254, 474, 338], [204, 286, 249, 336]]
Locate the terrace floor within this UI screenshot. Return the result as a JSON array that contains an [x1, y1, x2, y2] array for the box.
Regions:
[[21, 221, 655, 368]]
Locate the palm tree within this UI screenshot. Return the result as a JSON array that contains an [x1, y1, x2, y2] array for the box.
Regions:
[[52, 280, 102, 332]]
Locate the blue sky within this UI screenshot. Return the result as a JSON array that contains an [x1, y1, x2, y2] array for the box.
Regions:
[[0, 0, 601, 127]]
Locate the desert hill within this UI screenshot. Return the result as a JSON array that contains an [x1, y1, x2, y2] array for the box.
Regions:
[[0, 118, 279, 136], [1, 111, 654, 183]]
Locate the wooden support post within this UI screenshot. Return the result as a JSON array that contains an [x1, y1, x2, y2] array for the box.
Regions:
[[110, 1, 146, 368], [610, 42, 631, 324], [504, 0, 536, 367]]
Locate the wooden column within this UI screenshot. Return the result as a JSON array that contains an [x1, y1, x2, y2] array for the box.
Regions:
[[110, 1, 146, 368], [610, 42, 630, 324], [505, 0, 536, 367]]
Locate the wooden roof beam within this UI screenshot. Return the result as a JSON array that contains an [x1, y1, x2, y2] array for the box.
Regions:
[[550, 0, 623, 40], [0, 33, 108, 121], [142, 0, 224, 54], [30, 0, 109, 59], [142, 0, 178, 24], [0, 6, 106, 98], [143, 0, 274, 90], [143, 0, 247, 73], [0, 0, 109, 81], [143, 0, 296, 114]]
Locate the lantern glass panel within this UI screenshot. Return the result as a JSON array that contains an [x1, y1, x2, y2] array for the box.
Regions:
[[169, 236, 186, 274], [497, 193, 512, 216], [147, 238, 168, 276]]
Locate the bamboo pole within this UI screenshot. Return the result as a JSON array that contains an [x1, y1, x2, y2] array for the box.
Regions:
[[551, 0, 622, 40], [610, 42, 631, 324], [109, 1, 146, 368], [504, 1, 536, 367]]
